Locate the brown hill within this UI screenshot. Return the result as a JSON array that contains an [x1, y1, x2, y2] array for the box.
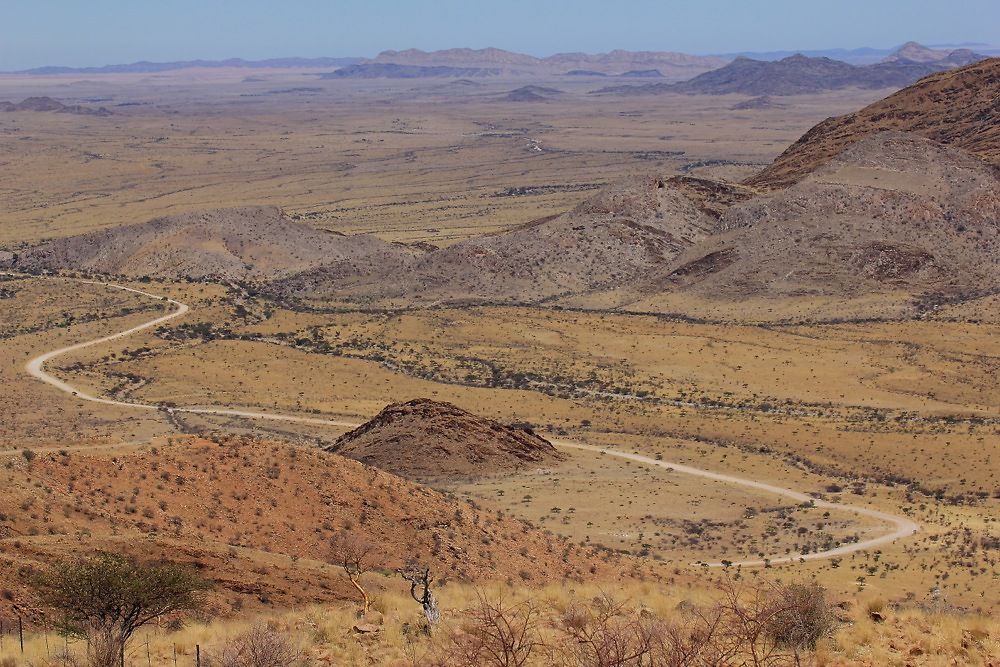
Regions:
[[13, 206, 418, 281], [748, 58, 1000, 189], [596, 54, 965, 97], [0, 436, 617, 621], [266, 176, 753, 307], [327, 399, 565, 479], [658, 132, 1000, 311]]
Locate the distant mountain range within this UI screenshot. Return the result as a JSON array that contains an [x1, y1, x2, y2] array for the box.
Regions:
[[721, 41, 1000, 64], [7, 48, 726, 80], [13, 57, 362, 75], [8, 41, 996, 82], [330, 48, 726, 79], [596, 43, 987, 96]]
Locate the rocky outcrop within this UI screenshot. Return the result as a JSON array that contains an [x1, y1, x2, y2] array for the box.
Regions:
[[748, 58, 1000, 189], [327, 399, 564, 479]]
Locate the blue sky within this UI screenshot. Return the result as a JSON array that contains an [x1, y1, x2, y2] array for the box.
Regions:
[[2, 0, 998, 69]]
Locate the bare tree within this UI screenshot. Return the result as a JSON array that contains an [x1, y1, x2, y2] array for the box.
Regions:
[[31, 552, 209, 667], [329, 531, 375, 616], [399, 562, 440, 627]]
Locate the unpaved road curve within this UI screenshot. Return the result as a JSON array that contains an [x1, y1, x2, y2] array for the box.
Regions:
[[18, 275, 919, 568], [553, 441, 919, 567], [19, 278, 358, 428]]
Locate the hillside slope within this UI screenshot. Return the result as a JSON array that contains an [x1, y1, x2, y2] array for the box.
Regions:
[[0, 436, 616, 619], [659, 133, 1000, 310], [12, 206, 418, 281], [328, 399, 565, 479], [267, 176, 753, 307], [748, 58, 1000, 189]]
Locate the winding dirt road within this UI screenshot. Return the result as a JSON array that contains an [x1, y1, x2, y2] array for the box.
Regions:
[[553, 441, 919, 567], [18, 275, 919, 568]]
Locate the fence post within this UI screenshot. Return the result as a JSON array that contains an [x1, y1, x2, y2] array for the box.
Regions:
[[196, 644, 200, 667], [19, 614, 24, 653]]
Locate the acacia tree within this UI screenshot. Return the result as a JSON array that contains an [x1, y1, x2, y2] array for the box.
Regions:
[[32, 552, 210, 667], [329, 531, 375, 616]]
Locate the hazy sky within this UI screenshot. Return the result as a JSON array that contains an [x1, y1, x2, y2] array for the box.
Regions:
[[2, 0, 998, 69]]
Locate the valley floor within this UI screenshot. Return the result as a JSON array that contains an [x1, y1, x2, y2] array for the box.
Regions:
[[1, 273, 996, 622]]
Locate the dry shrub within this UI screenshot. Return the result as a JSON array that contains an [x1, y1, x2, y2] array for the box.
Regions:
[[650, 604, 735, 667], [431, 580, 834, 667], [49, 650, 84, 667], [435, 592, 541, 667], [552, 593, 659, 667], [86, 629, 123, 667], [716, 578, 835, 666], [204, 624, 302, 667], [764, 582, 835, 652], [550, 593, 731, 667]]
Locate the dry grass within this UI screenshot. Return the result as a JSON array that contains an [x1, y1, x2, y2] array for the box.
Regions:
[[2, 581, 996, 666], [2, 277, 997, 614]]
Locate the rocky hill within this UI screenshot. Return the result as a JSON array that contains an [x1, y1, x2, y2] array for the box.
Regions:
[[747, 58, 1000, 189], [11, 206, 419, 281], [619, 69, 664, 78], [0, 96, 111, 116], [0, 436, 613, 617], [266, 176, 753, 307], [882, 41, 984, 66], [502, 85, 564, 102], [730, 95, 782, 110], [659, 133, 1000, 309], [596, 53, 981, 96], [327, 399, 565, 479]]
